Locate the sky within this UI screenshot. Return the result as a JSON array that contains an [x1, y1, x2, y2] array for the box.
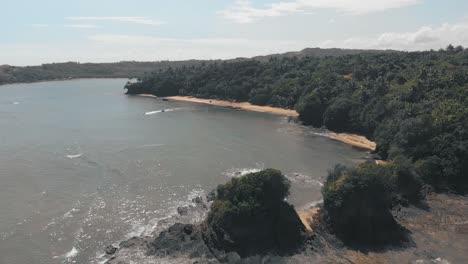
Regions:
[[1, 0, 468, 65]]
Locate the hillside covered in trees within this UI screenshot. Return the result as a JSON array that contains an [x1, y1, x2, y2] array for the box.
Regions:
[[0, 61, 206, 85], [0, 48, 392, 85], [126, 46, 468, 194]]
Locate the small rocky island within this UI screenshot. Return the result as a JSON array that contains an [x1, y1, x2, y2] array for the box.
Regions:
[[104, 167, 468, 263], [105, 169, 313, 263]]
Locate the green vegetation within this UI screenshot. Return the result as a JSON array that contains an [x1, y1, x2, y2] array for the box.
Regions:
[[0, 48, 387, 85], [126, 46, 468, 194], [0, 61, 207, 85], [203, 169, 306, 256], [322, 162, 422, 245]]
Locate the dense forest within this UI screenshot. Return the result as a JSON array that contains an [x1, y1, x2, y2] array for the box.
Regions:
[[0, 48, 391, 85], [0, 60, 206, 85], [126, 45, 468, 195]]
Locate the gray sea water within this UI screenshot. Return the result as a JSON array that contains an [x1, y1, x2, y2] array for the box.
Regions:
[[0, 79, 367, 263]]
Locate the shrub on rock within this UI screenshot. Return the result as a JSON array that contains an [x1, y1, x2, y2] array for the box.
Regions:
[[203, 169, 306, 257], [322, 163, 408, 246]]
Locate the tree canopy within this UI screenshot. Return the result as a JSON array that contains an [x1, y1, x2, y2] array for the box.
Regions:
[[127, 46, 468, 193], [322, 162, 413, 245], [203, 169, 306, 256]]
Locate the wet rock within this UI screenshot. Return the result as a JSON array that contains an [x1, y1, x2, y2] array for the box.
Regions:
[[119, 237, 144, 248], [206, 190, 216, 202], [224, 252, 241, 263], [147, 223, 215, 260], [192, 196, 209, 209], [184, 224, 194, 235], [104, 245, 117, 255], [192, 196, 204, 205], [177, 206, 189, 215]]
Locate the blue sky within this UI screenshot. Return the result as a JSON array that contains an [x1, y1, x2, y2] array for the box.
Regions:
[[1, 0, 468, 65]]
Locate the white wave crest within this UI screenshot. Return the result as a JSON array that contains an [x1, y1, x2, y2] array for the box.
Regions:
[[66, 154, 82, 159], [300, 199, 324, 211], [222, 165, 264, 178], [123, 188, 208, 240], [64, 247, 79, 258], [287, 173, 324, 186]]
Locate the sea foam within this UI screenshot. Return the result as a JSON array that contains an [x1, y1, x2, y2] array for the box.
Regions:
[[222, 165, 264, 178], [64, 247, 79, 258], [287, 173, 324, 187]]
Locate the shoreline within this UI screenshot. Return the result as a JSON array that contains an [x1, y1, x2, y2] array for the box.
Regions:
[[165, 95, 299, 116], [160, 95, 376, 151], [0, 77, 130, 87], [313, 131, 376, 151], [138, 94, 376, 240]]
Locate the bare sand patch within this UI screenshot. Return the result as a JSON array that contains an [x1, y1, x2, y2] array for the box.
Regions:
[[315, 132, 376, 151], [298, 207, 320, 233]]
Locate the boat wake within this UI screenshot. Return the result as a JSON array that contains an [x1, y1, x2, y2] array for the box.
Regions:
[[144, 108, 184, 115], [66, 153, 83, 159]]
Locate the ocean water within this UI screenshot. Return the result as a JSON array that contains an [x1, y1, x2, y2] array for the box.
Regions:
[[0, 79, 367, 263]]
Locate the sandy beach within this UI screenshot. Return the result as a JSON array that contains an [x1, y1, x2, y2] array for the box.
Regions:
[[298, 207, 319, 233], [165, 96, 299, 116], [313, 131, 376, 151], [139, 95, 377, 151]]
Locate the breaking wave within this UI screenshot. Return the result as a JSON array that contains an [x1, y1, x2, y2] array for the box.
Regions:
[[287, 173, 324, 187], [222, 164, 265, 178]]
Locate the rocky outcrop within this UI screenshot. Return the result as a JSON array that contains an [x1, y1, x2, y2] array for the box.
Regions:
[[200, 169, 308, 258], [104, 245, 117, 255], [201, 202, 307, 258], [147, 223, 216, 260], [105, 170, 311, 263]]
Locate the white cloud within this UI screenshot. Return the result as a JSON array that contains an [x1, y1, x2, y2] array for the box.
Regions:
[[0, 34, 310, 65], [220, 0, 420, 23], [320, 21, 468, 50], [64, 24, 98, 29], [4, 20, 468, 66], [86, 34, 308, 60], [66, 16, 164, 26], [29, 24, 49, 28]]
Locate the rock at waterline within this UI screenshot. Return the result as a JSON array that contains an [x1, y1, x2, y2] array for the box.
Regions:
[[104, 245, 117, 255], [202, 169, 308, 258], [147, 223, 216, 260], [106, 170, 310, 263], [192, 196, 203, 205], [177, 206, 189, 215]]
